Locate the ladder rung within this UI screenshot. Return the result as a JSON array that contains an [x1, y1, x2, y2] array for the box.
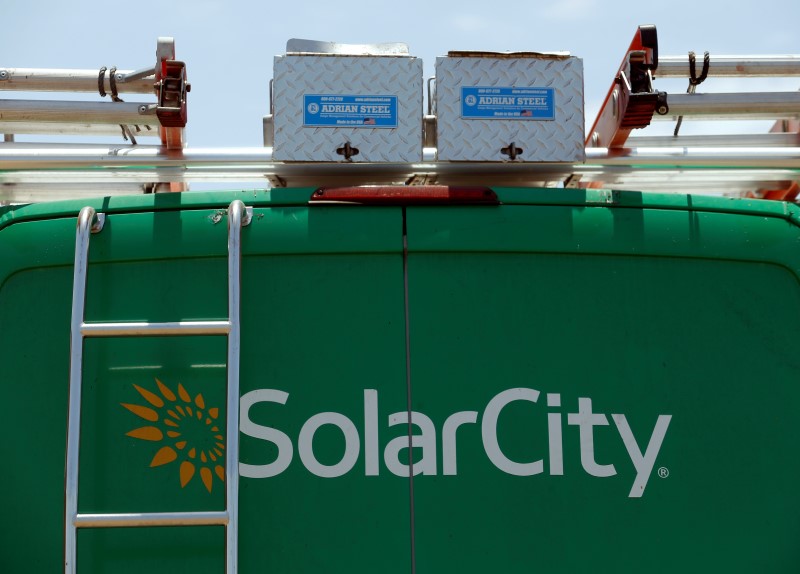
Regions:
[[75, 511, 228, 528], [81, 320, 232, 337]]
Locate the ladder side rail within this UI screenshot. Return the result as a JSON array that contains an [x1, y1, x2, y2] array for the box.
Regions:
[[65, 207, 104, 574], [225, 200, 248, 574], [0, 99, 158, 126], [0, 121, 161, 137], [627, 132, 800, 147], [656, 55, 800, 78], [585, 146, 800, 167], [0, 68, 155, 94], [651, 91, 800, 119]]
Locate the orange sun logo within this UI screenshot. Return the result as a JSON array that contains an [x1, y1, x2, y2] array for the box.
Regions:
[[122, 378, 225, 493]]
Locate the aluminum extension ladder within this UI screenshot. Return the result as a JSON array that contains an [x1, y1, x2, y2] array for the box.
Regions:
[[64, 199, 251, 574]]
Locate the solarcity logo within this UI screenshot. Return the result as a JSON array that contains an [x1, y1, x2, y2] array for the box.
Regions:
[[240, 387, 672, 498], [122, 379, 226, 493]]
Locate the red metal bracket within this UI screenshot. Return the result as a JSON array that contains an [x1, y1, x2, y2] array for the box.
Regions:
[[153, 38, 188, 191], [157, 60, 189, 128], [586, 25, 667, 148], [758, 120, 800, 200], [761, 181, 799, 201], [154, 38, 187, 153]]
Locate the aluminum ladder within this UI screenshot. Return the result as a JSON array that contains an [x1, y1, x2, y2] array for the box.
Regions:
[[64, 199, 250, 574]]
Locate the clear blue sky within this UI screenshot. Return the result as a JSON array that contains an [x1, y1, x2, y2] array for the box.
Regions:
[[1, 0, 797, 147]]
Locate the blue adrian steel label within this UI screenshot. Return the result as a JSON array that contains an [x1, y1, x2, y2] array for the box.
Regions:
[[303, 94, 398, 128], [461, 86, 555, 120]]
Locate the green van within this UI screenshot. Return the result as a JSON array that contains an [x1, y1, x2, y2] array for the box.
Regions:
[[2, 186, 800, 572]]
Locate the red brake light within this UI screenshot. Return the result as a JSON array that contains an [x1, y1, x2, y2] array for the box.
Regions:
[[309, 186, 499, 205]]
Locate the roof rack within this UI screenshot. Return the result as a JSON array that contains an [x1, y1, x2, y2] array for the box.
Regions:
[[582, 25, 800, 199], [1, 26, 798, 204], [0, 37, 190, 199]]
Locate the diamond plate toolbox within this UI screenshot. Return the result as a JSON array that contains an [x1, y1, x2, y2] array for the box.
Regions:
[[273, 54, 423, 162], [435, 53, 584, 162]]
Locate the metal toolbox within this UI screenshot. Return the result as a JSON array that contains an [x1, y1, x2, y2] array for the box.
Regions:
[[272, 40, 423, 162], [435, 52, 585, 162]]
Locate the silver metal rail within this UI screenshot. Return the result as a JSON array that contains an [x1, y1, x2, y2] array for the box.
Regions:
[[2, 145, 799, 168], [0, 121, 160, 137], [0, 99, 158, 126], [0, 183, 151, 204], [64, 200, 250, 574], [81, 321, 232, 336], [657, 55, 800, 78], [75, 511, 229, 528], [1, 146, 793, 202], [0, 145, 797, 202], [653, 92, 800, 120], [626, 132, 800, 147], [572, 167, 800, 196], [0, 145, 796, 171], [586, 146, 800, 167], [0, 67, 156, 93]]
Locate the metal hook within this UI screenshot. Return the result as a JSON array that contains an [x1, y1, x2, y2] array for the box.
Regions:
[[674, 51, 711, 136], [107, 66, 138, 144], [689, 51, 711, 86]]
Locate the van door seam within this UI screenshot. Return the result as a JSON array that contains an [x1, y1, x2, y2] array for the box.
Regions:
[[402, 206, 416, 574]]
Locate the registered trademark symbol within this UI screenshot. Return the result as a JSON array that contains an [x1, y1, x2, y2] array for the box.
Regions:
[[658, 467, 669, 479]]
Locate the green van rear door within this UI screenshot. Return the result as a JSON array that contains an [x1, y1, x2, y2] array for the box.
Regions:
[[0, 195, 411, 574], [406, 191, 800, 573]]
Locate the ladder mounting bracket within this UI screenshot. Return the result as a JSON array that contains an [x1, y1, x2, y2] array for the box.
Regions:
[[90, 213, 106, 234], [156, 60, 190, 128]]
